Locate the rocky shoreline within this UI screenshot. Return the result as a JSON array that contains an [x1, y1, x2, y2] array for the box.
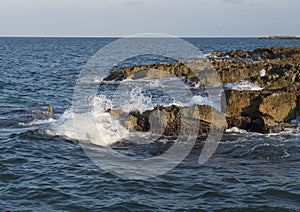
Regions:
[[105, 46, 300, 136]]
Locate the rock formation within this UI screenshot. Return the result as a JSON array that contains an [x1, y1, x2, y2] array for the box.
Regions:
[[108, 105, 226, 138], [104, 46, 300, 135], [225, 90, 299, 133], [258, 36, 300, 40]]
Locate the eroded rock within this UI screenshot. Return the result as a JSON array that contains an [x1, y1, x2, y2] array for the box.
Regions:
[[225, 90, 299, 133], [105, 46, 300, 134]]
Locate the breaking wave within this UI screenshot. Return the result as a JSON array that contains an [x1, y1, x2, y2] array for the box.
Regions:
[[47, 76, 223, 146]]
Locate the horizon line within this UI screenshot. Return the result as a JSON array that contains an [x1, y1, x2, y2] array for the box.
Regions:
[[0, 35, 264, 38]]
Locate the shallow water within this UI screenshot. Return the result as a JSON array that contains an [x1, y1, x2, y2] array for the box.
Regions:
[[1, 37, 300, 211]]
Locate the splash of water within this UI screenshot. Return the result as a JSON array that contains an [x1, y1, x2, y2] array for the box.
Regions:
[[47, 95, 130, 146], [48, 80, 222, 146]]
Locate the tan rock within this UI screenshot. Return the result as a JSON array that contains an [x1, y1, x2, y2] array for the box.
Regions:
[[259, 92, 297, 123]]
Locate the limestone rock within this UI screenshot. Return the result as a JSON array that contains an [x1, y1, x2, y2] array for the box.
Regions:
[[105, 46, 300, 134], [225, 90, 299, 133], [259, 92, 297, 123]]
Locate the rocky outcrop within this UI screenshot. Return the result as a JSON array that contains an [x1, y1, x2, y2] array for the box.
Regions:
[[108, 105, 226, 137], [210, 46, 300, 61], [225, 90, 300, 133], [104, 46, 300, 90], [104, 62, 194, 82], [211, 59, 300, 90], [210, 46, 300, 90], [108, 89, 300, 135], [259, 36, 300, 40], [104, 46, 300, 134], [104, 61, 218, 87]]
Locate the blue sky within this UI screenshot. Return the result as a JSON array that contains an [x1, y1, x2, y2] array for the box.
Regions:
[[0, 0, 299, 37]]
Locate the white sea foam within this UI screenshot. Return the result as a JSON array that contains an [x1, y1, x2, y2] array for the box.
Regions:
[[225, 127, 248, 134], [47, 105, 129, 146], [224, 81, 263, 91], [19, 118, 56, 126], [114, 86, 154, 113], [260, 69, 266, 77], [47, 96, 130, 146], [172, 94, 222, 112], [203, 53, 211, 58], [93, 78, 103, 83]]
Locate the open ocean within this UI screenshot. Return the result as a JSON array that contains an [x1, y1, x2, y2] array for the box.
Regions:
[[1, 37, 300, 211]]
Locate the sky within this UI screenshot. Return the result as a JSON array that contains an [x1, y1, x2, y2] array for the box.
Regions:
[[0, 0, 299, 37]]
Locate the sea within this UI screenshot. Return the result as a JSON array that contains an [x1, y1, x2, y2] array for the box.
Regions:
[[1, 37, 300, 211]]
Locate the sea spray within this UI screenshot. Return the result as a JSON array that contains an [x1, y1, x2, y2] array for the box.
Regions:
[[48, 95, 129, 146], [48, 79, 223, 146]]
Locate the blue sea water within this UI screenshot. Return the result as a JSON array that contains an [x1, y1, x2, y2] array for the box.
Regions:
[[1, 37, 300, 211]]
